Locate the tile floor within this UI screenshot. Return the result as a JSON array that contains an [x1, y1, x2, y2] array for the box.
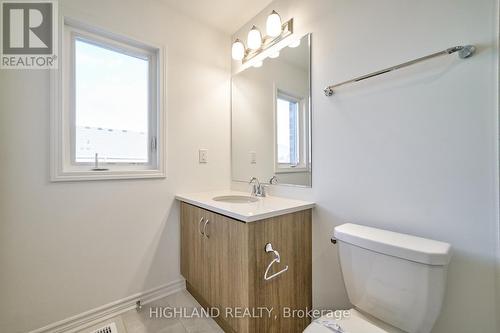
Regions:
[[81, 290, 224, 333]]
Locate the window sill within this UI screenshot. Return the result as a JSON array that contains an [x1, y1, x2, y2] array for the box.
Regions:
[[275, 167, 310, 174], [50, 169, 166, 182], [274, 164, 310, 174]]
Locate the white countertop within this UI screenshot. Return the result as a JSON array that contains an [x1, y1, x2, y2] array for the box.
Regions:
[[175, 190, 315, 222]]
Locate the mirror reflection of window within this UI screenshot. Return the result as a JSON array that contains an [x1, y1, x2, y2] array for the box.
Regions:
[[277, 94, 300, 166], [276, 91, 307, 172]]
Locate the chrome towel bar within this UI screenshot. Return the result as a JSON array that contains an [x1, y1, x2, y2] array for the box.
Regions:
[[264, 243, 289, 281], [324, 45, 475, 96]]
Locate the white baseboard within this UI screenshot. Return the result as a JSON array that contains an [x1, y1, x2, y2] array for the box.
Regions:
[[28, 279, 186, 333]]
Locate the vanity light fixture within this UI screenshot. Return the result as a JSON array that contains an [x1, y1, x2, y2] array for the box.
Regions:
[[231, 12, 294, 65], [247, 25, 263, 50], [231, 39, 245, 60], [266, 10, 282, 37]]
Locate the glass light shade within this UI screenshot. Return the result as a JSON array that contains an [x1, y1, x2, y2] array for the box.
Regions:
[[253, 60, 263, 68], [266, 10, 282, 37], [247, 26, 262, 50], [269, 51, 280, 58], [288, 38, 301, 48], [231, 39, 245, 61]]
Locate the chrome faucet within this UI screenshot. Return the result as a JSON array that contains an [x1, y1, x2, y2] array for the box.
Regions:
[[249, 177, 266, 197]]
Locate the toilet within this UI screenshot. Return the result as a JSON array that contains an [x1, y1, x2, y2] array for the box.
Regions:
[[304, 223, 452, 333]]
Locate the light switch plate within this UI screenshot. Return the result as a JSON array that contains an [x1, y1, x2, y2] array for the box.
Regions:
[[250, 151, 257, 164], [199, 149, 208, 163]]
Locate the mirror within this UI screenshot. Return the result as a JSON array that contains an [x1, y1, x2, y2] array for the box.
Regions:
[[231, 34, 311, 187]]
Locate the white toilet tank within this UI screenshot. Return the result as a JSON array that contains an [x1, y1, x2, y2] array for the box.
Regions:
[[333, 223, 452, 333]]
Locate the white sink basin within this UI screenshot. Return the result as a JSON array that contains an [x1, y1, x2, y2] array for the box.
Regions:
[[212, 195, 259, 203]]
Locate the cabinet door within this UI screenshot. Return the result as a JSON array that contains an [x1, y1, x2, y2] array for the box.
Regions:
[[207, 212, 250, 333], [180, 203, 206, 294], [248, 209, 312, 333]]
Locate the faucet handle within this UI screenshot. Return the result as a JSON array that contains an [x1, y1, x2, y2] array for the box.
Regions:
[[269, 176, 278, 185]]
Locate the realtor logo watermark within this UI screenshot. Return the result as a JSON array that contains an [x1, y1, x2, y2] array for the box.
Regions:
[[1, 0, 58, 69], [148, 306, 352, 321]]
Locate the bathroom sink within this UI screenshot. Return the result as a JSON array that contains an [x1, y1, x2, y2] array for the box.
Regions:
[[212, 195, 259, 203]]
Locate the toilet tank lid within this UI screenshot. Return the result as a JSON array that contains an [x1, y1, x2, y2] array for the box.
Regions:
[[333, 223, 452, 265]]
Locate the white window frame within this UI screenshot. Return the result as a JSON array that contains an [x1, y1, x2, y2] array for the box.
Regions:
[[50, 17, 166, 181], [274, 88, 310, 174]]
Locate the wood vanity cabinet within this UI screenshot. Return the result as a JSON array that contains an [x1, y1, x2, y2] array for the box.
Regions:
[[180, 202, 312, 333]]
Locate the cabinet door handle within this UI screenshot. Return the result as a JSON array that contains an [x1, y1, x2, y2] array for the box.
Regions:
[[198, 217, 205, 235], [203, 219, 210, 238]]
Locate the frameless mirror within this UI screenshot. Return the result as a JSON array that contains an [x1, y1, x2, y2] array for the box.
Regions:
[[231, 34, 311, 187]]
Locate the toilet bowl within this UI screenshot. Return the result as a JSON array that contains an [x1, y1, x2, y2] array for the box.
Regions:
[[303, 223, 452, 333]]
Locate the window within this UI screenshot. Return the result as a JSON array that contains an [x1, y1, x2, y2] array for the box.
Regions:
[[277, 96, 300, 165], [275, 90, 309, 172], [74, 39, 149, 164], [51, 18, 165, 181]]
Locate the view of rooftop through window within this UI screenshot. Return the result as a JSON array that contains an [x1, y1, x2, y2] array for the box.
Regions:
[[74, 38, 150, 163]]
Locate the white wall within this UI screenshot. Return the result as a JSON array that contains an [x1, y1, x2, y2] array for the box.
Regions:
[[232, 0, 500, 332], [0, 0, 230, 332]]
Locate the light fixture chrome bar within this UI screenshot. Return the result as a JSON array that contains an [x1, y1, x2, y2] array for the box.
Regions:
[[243, 18, 294, 64], [323, 45, 476, 97]]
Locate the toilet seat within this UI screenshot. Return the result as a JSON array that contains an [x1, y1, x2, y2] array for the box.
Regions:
[[303, 309, 404, 333]]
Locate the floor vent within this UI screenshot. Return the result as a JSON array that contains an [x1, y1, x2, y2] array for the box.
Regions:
[[88, 322, 118, 333]]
